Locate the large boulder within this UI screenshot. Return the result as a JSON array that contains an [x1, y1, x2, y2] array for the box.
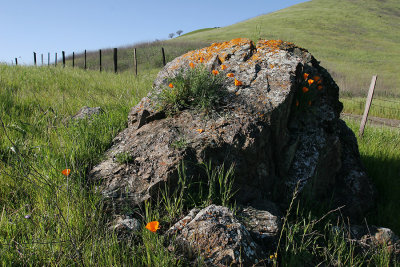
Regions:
[[90, 38, 374, 218]]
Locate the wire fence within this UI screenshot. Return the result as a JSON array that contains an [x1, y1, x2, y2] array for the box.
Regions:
[[340, 96, 400, 129]]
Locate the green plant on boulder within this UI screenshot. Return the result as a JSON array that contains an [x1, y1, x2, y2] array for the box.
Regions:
[[115, 152, 134, 164], [153, 65, 226, 115]]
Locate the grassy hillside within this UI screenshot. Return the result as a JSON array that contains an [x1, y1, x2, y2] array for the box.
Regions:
[[176, 0, 400, 97]]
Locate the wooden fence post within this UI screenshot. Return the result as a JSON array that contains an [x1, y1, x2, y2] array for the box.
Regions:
[[33, 52, 37, 66], [55, 53, 57, 66], [84, 50, 87, 70], [41, 54, 43, 65], [133, 48, 137, 76], [99, 49, 102, 72], [113, 48, 117, 73], [72, 52, 75, 68], [48, 53, 50, 66], [161, 47, 166, 66], [15, 58, 18, 65], [359, 75, 378, 137], [62, 51, 65, 68]]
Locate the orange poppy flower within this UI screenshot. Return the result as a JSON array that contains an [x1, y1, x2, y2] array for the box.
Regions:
[[296, 100, 299, 107], [317, 79, 322, 84], [189, 62, 195, 69], [196, 129, 204, 133], [220, 64, 227, 70], [308, 79, 314, 85], [234, 78, 242, 86], [302, 87, 309, 93], [145, 221, 160, 233], [61, 169, 71, 176], [308, 100, 312, 106], [169, 83, 174, 88], [317, 85, 323, 90], [226, 73, 234, 78], [313, 76, 320, 81], [303, 73, 309, 80], [199, 57, 204, 63], [212, 70, 219, 75]]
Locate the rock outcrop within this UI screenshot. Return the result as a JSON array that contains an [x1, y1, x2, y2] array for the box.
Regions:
[[90, 38, 375, 218]]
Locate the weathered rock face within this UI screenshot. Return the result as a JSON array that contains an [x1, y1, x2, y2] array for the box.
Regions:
[[90, 38, 374, 218], [166, 205, 266, 266]]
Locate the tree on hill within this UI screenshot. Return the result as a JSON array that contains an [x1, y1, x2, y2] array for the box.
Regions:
[[168, 33, 175, 39], [176, 30, 183, 36]]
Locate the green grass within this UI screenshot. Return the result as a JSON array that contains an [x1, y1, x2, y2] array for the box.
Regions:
[[152, 65, 226, 115], [0, 64, 164, 265], [345, 119, 400, 234], [176, 0, 400, 97]]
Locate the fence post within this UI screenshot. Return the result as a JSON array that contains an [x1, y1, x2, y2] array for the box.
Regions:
[[72, 52, 75, 68], [359, 75, 378, 137], [48, 53, 50, 66], [84, 50, 87, 70], [55, 53, 57, 66], [62, 51, 65, 68], [161, 47, 166, 66], [41, 54, 43, 65], [113, 48, 117, 73], [15, 58, 18, 65], [99, 49, 102, 72], [33, 52, 37, 66], [133, 48, 137, 76]]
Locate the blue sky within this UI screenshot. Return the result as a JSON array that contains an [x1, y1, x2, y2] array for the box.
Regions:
[[0, 0, 308, 65]]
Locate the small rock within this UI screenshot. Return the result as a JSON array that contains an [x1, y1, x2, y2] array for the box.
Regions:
[[71, 106, 102, 121], [238, 205, 281, 251], [110, 215, 141, 234], [167, 205, 265, 267]]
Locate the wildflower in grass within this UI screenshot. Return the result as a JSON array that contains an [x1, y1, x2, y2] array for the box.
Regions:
[[61, 169, 71, 176], [234, 78, 242, 86], [296, 100, 299, 107], [199, 57, 205, 63], [226, 73, 235, 78], [308, 79, 314, 85], [212, 70, 219, 76], [189, 62, 195, 69], [302, 87, 309, 93], [145, 221, 160, 233], [221, 64, 227, 70], [308, 100, 312, 106], [169, 83, 174, 88], [303, 73, 309, 80], [196, 129, 204, 133], [318, 85, 323, 90], [313, 76, 320, 81], [317, 79, 322, 84]]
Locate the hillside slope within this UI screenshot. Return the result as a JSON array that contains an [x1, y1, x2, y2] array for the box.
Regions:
[[176, 0, 400, 96]]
